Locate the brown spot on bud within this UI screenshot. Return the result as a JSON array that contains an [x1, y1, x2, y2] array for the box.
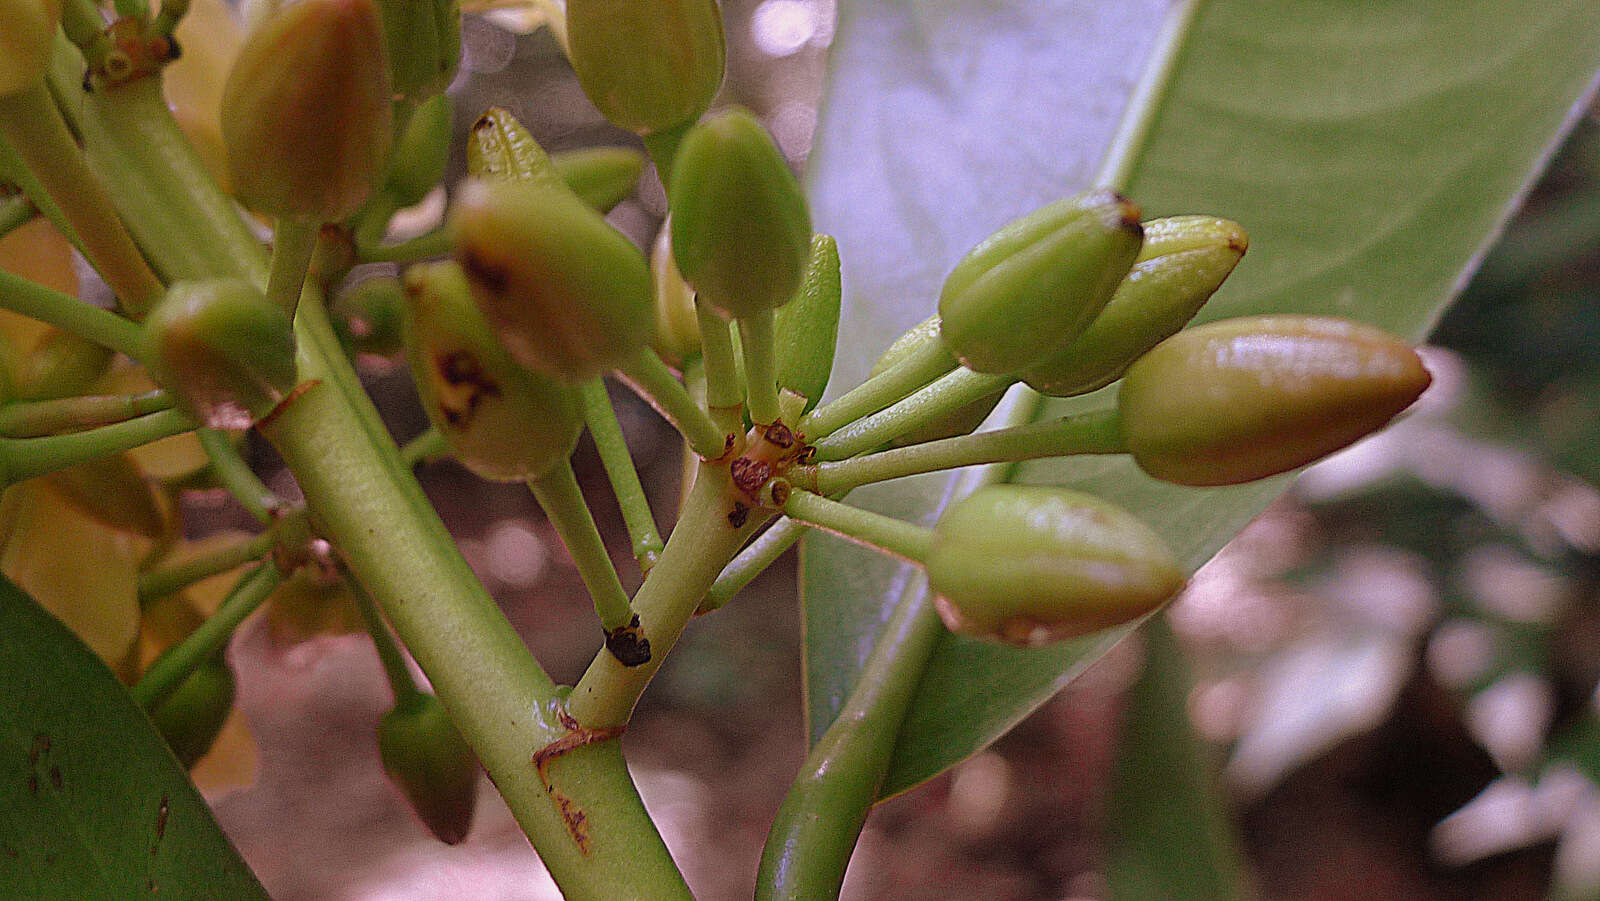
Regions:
[[458, 247, 510, 296]]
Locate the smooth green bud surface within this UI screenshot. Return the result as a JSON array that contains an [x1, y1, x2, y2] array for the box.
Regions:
[[332, 275, 406, 357], [0, 0, 61, 95], [1023, 216, 1248, 397], [16, 330, 113, 400], [379, 693, 479, 845], [466, 108, 563, 187], [148, 654, 235, 769], [451, 179, 653, 382], [222, 0, 393, 221], [145, 279, 298, 428], [1119, 315, 1432, 486], [650, 220, 701, 365], [552, 146, 647, 213], [939, 191, 1143, 374], [375, 0, 460, 103], [870, 315, 998, 445], [384, 94, 453, 207], [670, 109, 812, 318], [928, 485, 1184, 647], [774, 234, 841, 414], [403, 261, 582, 482], [565, 0, 725, 135]]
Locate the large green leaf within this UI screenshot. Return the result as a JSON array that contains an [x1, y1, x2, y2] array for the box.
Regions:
[[0, 573, 271, 899], [803, 0, 1600, 797]]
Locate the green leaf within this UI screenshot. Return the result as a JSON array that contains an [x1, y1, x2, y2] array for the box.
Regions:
[[0, 572, 271, 899], [803, 0, 1600, 798]]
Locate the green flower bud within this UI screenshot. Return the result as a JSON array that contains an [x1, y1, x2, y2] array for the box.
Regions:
[[939, 191, 1143, 375], [927, 485, 1184, 647], [450, 178, 653, 382], [384, 94, 453, 208], [332, 275, 406, 357], [552, 146, 647, 214], [466, 107, 563, 187], [378, 692, 479, 845], [374, 0, 460, 103], [1119, 315, 1432, 486], [221, 0, 393, 221], [1022, 216, 1247, 397], [16, 330, 114, 400], [869, 316, 999, 445], [144, 279, 298, 428], [403, 261, 582, 482], [565, 0, 726, 136], [669, 109, 811, 318], [774, 234, 842, 414], [0, 0, 61, 96], [650, 219, 701, 365], [148, 653, 235, 769]]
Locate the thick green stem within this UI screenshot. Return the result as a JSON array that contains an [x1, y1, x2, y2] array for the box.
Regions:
[[0, 390, 171, 438], [797, 408, 1125, 495], [617, 347, 730, 460], [528, 461, 636, 633], [0, 135, 85, 254], [695, 300, 745, 435], [353, 579, 425, 704], [781, 489, 931, 565], [0, 407, 194, 483], [567, 462, 769, 729], [739, 309, 782, 425], [266, 219, 319, 318], [0, 268, 147, 360], [137, 529, 277, 605], [700, 516, 804, 613], [0, 82, 163, 313], [132, 562, 282, 710], [580, 379, 664, 573], [797, 338, 956, 440], [755, 574, 943, 901], [813, 368, 1014, 462]]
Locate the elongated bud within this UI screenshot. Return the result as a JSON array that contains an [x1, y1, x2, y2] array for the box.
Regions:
[[466, 107, 563, 187], [552, 146, 646, 213], [928, 485, 1184, 647], [148, 653, 235, 769], [565, 0, 725, 136], [939, 191, 1143, 375], [379, 693, 479, 845], [144, 279, 298, 428], [403, 261, 582, 481], [870, 316, 999, 445], [670, 109, 811, 318], [451, 179, 653, 381], [650, 220, 701, 365], [773, 234, 841, 414], [332, 275, 406, 357], [1022, 216, 1248, 397], [384, 94, 453, 208], [1119, 315, 1432, 486], [221, 0, 393, 220], [0, 0, 62, 95], [375, 0, 459, 103]]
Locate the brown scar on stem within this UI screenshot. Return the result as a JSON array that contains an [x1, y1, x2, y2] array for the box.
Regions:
[[729, 457, 772, 494], [763, 422, 795, 448], [255, 379, 323, 432], [530, 709, 626, 854], [155, 796, 170, 843], [728, 502, 750, 528]]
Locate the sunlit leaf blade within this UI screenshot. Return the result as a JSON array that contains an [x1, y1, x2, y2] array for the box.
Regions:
[[0, 573, 271, 899], [803, 0, 1600, 798]]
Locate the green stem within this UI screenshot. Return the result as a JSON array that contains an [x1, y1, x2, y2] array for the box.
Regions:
[[797, 408, 1125, 495], [58, 0, 113, 63], [755, 573, 943, 901], [780, 489, 931, 565], [0, 81, 164, 313], [642, 122, 692, 192], [266, 219, 320, 318], [357, 225, 451, 264], [0, 134, 85, 254], [0, 193, 35, 238], [151, 0, 192, 35], [138, 529, 276, 605], [695, 300, 746, 436], [0, 407, 193, 483], [196, 428, 279, 524], [580, 379, 664, 573], [812, 367, 1014, 462], [700, 516, 804, 613], [131, 562, 282, 710], [567, 462, 769, 729], [0, 268, 147, 360], [528, 462, 636, 633], [616, 347, 729, 460], [353, 578, 425, 704], [1093, 0, 1209, 194], [797, 337, 956, 440], [398, 426, 448, 469], [738, 309, 782, 425], [0, 390, 172, 438]]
